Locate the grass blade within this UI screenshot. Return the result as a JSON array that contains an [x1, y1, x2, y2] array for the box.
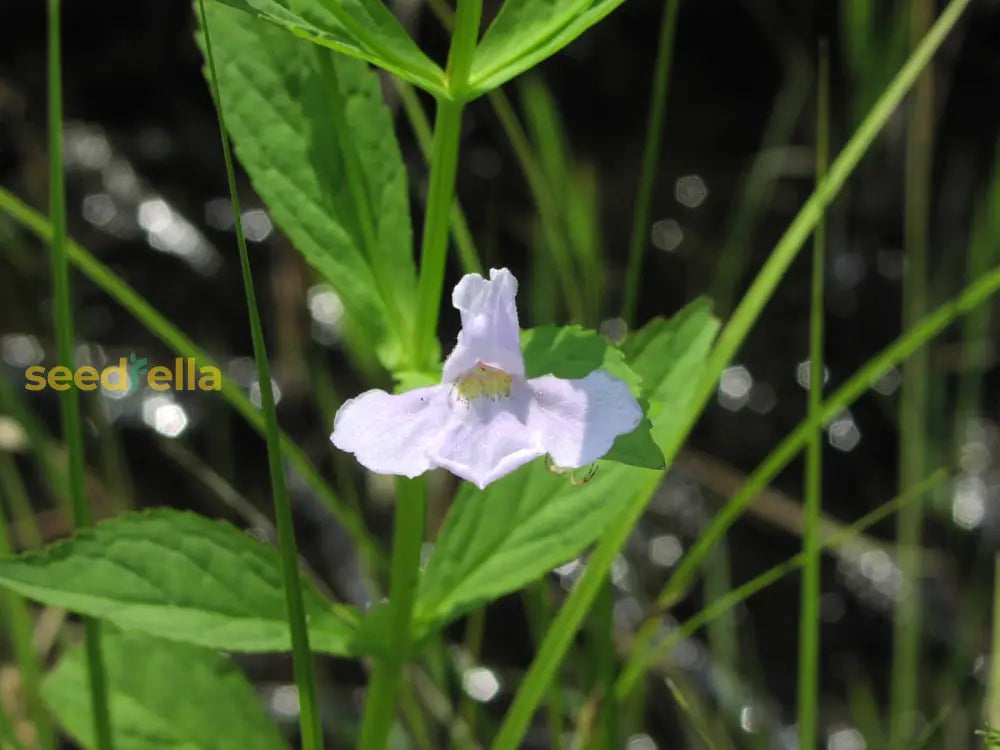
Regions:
[[891, 1, 935, 742], [46, 0, 113, 746], [198, 2, 322, 745], [797, 41, 829, 750], [621, 0, 681, 325]]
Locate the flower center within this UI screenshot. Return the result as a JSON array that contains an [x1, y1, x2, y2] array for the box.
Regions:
[[454, 363, 512, 403]]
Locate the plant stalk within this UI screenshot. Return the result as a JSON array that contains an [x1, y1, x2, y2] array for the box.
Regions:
[[413, 0, 482, 367], [47, 0, 114, 746], [357, 478, 427, 750], [198, 2, 323, 747]]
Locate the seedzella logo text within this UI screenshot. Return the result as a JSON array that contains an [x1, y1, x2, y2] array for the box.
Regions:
[[25, 353, 221, 392]]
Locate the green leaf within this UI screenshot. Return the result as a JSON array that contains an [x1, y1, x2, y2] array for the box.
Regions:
[[415, 458, 660, 630], [522, 324, 660, 468], [199, 3, 426, 370], [414, 305, 719, 630], [467, 0, 625, 96], [521, 324, 639, 389], [214, 0, 446, 96], [0, 510, 361, 655], [622, 298, 720, 456], [44, 631, 287, 750]]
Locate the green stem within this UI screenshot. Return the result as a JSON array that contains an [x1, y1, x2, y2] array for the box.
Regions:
[[358, 478, 427, 750], [46, 1, 113, 746], [621, 0, 681, 325], [414, 101, 466, 367], [198, 3, 322, 747], [413, 0, 481, 366], [797, 43, 829, 750], [891, 1, 934, 743], [0, 185, 383, 570], [489, 3, 968, 746]]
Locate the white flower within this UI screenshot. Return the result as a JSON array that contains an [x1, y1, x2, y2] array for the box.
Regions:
[[331, 268, 642, 490]]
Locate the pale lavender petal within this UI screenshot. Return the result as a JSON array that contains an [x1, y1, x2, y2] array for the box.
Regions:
[[525, 371, 642, 468], [442, 268, 525, 381], [427, 386, 543, 489], [331, 385, 449, 478]]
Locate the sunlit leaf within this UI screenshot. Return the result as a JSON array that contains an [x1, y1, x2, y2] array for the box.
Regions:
[[214, 0, 446, 95], [199, 3, 428, 370], [467, 0, 626, 96], [522, 324, 660, 468], [0, 510, 360, 655], [44, 630, 287, 750]]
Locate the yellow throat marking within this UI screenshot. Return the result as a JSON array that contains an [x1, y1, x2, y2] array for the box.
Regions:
[[455, 364, 513, 403]]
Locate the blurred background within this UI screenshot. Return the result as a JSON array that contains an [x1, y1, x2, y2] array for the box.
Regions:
[[1, 0, 1000, 747]]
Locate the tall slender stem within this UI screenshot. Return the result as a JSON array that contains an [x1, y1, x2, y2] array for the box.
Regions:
[[414, 100, 465, 367], [358, 478, 427, 750], [989, 555, 1000, 728], [198, 3, 322, 747], [797, 41, 829, 750], [46, 1, 114, 747], [891, 1, 934, 744], [621, 0, 681, 325], [413, 0, 482, 368]]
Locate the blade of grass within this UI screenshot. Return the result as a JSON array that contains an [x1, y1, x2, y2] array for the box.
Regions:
[[621, 0, 681, 326], [490, 3, 969, 745], [523, 584, 564, 750], [0, 185, 383, 570], [891, 2, 935, 743], [46, 1, 113, 746], [953, 141, 1000, 441], [198, 2, 322, 745], [0, 455, 53, 750], [989, 555, 1000, 727], [618, 469, 947, 701], [797, 41, 829, 750]]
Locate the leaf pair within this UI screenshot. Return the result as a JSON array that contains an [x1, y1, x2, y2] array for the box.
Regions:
[[215, 0, 626, 101]]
